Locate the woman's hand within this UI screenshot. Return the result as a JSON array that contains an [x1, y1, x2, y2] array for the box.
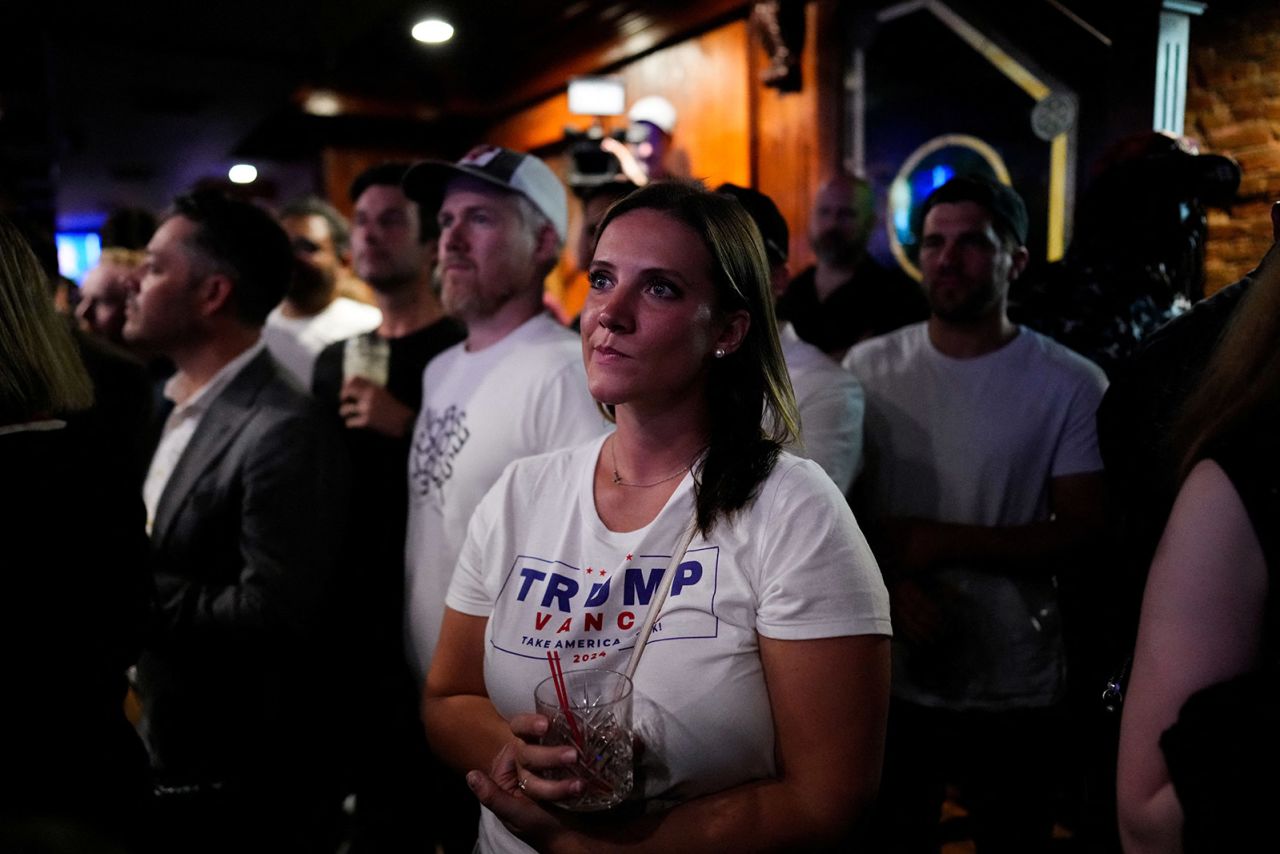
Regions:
[[491, 713, 584, 804], [467, 732, 585, 852]]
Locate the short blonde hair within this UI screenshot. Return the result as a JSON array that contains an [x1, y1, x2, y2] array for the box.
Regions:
[[0, 217, 94, 422], [99, 246, 145, 268]]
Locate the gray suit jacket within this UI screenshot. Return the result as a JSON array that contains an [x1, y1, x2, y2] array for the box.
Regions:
[[138, 350, 351, 784]]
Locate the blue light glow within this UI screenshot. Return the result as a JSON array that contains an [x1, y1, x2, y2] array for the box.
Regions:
[[56, 232, 102, 284]]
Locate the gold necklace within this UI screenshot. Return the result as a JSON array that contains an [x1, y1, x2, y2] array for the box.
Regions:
[[609, 436, 694, 488]]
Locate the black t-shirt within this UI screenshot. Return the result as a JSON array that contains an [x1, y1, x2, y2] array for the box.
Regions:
[[311, 317, 465, 759], [778, 258, 928, 355], [312, 317, 465, 577], [313, 317, 465, 415]]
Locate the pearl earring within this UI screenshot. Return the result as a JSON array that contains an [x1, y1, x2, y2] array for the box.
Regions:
[[714, 347, 726, 359]]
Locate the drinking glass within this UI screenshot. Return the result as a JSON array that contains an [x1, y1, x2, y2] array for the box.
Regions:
[[342, 333, 390, 386], [533, 668, 634, 811]]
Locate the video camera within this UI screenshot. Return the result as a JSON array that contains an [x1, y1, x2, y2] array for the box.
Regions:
[[564, 76, 631, 192], [566, 125, 630, 190]]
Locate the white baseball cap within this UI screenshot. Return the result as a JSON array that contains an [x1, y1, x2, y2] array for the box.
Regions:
[[627, 95, 677, 135]]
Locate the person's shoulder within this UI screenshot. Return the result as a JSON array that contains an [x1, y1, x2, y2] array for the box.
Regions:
[[242, 353, 329, 422], [784, 331, 829, 371], [787, 336, 860, 391], [844, 322, 926, 373], [309, 338, 346, 399], [316, 336, 345, 364], [1123, 277, 1251, 379], [334, 295, 381, 314], [423, 337, 469, 377], [769, 449, 833, 481], [500, 434, 601, 489], [520, 313, 581, 348], [404, 316, 467, 349], [1018, 326, 1108, 387], [392, 320, 467, 379], [759, 451, 845, 505], [331, 296, 383, 323], [507, 316, 585, 375], [1154, 277, 1249, 344]]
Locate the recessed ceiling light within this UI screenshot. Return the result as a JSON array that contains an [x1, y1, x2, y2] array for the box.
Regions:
[[228, 164, 258, 184], [412, 18, 454, 44]]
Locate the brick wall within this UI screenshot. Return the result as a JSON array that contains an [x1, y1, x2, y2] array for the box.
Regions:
[[1187, 5, 1280, 293]]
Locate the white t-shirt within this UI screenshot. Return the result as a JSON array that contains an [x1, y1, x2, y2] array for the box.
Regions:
[[405, 313, 609, 682], [781, 322, 864, 493], [263, 297, 382, 389], [448, 435, 892, 854], [844, 322, 1107, 710]]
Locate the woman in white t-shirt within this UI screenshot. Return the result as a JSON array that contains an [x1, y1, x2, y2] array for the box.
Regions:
[[424, 180, 892, 853]]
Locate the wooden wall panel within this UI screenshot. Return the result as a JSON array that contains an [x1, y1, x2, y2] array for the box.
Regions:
[[488, 20, 752, 190], [618, 21, 752, 188], [486, 93, 575, 155], [488, 18, 753, 321], [313, 5, 849, 322]]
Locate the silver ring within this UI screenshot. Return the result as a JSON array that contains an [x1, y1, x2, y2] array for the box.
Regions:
[[517, 776, 529, 792]]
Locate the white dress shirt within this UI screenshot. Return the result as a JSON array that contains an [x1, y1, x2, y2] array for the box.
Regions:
[[143, 340, 266, 534]]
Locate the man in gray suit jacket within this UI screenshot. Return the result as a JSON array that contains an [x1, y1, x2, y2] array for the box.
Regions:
[[124, 191, 351, 852]]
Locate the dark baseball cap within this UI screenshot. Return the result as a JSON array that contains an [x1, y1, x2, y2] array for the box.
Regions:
[[916, 175, 1029, 246], [715, 182, 789, 265]]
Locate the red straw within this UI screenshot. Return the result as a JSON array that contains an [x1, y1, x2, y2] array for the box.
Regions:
[[547, 651, 585, 749]]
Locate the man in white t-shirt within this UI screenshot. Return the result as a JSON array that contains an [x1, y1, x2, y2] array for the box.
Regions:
[[717, 182, 864, 493], [844, 176, 1107, 853], [401, 146, 608, 686], [264, 197, 381, 388]]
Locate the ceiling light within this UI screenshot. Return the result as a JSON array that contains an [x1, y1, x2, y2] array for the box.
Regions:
[[304, 91, 342, 117], [412, 18, 454, 44], [228, 164, 258, 184]]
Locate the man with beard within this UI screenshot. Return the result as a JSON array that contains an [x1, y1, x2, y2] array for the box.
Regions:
[[309, 163, 465, 853], [779, 173, 926, 360], [844, 176, 1107, 853], [400, 143, 607, 703], [125, 191, 350, 852], [264, 197, 381, 388]]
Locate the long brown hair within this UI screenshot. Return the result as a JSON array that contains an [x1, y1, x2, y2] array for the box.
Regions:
[[594, 180, 800, 536], [0, 217, 93, 424]]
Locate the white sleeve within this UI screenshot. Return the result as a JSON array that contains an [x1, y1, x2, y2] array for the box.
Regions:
[[1050, 367, 1108, 478], [797, 374, 864, 494], [750, 458, 892, 640], [445, 461, 517, 618]]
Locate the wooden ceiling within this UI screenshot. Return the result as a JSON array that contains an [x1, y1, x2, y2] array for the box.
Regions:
[[2, 0, 750, 223]]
